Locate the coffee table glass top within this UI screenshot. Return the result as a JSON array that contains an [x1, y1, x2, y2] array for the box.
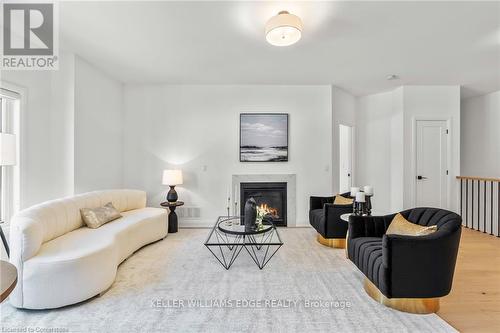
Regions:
[[205, 216, 283, 270], [217, 217, 273, 235]]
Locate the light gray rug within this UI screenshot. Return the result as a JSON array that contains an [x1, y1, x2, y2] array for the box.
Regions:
[[1, 228, 456, 333]]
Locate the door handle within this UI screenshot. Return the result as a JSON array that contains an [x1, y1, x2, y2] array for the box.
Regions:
[[417, 175, 428, 180]]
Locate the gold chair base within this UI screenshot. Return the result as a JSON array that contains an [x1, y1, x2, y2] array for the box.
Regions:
[[317, 234, 346, 249], [363, 278, 440, 314]]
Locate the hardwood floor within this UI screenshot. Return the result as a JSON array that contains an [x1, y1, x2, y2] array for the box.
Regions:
[[438, 228, 500, 332]]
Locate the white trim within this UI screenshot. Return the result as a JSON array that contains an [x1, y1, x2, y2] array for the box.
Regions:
[[0, 81, 26, 215], [338, 124, 355, 193], [411, 116, 452, 209], [351, 126, 356, 189], [0, 88, 21, 100]]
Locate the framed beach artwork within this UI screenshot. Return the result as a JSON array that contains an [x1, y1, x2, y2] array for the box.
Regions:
[[240, 113, 289, 162]]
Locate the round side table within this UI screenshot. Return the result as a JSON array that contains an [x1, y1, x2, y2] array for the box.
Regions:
[[160, 201, 184, 233], [1, 260, 17, 303]]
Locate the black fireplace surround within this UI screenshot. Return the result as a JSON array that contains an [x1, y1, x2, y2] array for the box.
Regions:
[[240, 182, 287, 226]]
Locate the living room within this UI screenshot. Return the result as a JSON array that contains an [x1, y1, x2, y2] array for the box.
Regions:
[[0, 1, 499, 332]]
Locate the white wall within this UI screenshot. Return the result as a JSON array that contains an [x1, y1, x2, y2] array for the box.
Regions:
[[0, 52, 124, 207], [461, 90, 500, 177], [123, 85, 332, 226], [332, 87, 356, 194], [3, 50, 465, 223], [1, 51, 75, 208], [402, 86, 461, 212], [356, 86, 460, 213], [356, 90, 403, 213], [390, 87, 405, 211], [51, 52, 76, 198], [74, 56, 124, 193]]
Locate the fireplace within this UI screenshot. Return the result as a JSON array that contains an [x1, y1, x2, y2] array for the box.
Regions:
[[240, 182, 287, 226]]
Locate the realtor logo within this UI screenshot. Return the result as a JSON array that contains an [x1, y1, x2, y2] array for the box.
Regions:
[[1, 2, 58, 69]]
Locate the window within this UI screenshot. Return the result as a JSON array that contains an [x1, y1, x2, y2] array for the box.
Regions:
[[0, 88, 21, 224]]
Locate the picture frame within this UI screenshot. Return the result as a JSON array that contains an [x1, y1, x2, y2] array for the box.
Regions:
[[239, 113, 289, 162]]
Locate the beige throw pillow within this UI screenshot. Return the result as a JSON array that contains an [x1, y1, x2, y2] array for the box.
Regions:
[[386, 213, 437, 236], [81, 202, 122, 229], [333, 195, 354, 205]]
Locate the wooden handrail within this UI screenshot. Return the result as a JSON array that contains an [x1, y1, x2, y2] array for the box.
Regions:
[[456, 176, 500, 182]]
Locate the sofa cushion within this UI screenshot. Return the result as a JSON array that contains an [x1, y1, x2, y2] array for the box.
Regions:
[[10, 190, 147, 261], [309, 209, 324, 233], [27, 207, 165, 265], [402, 207, 462, 231], [349, 237, 388, 295], [11, 204, 167, 309]]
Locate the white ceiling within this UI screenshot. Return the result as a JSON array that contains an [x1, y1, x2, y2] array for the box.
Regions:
[[60, 1, 500, 98]]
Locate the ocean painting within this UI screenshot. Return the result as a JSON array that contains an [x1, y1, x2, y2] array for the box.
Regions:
[[240, 114, 288, 162]]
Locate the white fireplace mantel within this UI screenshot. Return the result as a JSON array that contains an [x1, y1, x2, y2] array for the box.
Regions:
[[232, 174, 297, 227]]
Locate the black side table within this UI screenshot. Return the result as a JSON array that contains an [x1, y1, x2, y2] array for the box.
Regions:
[[160, 201, 184, 233]]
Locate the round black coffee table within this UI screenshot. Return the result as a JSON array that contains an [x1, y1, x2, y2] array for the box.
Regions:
[[205, 216, 283, 270]]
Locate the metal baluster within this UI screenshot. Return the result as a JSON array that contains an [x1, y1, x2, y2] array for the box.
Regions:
[[491, 181, 493, 235], [477, 180, 480, 232], [471, 180, 474, 230], [465, 179, 469, 228], [460, 179, 463, 220], [483, 180, 486, 233], [459, 177, 500, 235]]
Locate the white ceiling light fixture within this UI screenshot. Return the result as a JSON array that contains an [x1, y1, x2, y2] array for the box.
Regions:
[[265, 11, 303, 47]]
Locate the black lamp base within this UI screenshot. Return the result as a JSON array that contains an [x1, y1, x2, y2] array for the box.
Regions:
[[167, 185, 178, 202]]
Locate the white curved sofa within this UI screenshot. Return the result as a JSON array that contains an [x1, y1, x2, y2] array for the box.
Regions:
[[9, 189, 168, 309]]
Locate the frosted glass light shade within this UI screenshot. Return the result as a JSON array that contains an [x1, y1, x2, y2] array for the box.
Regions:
[[0, 133, 16, 166], [265, 11, 303, 46], [162, 169, 183, 186]]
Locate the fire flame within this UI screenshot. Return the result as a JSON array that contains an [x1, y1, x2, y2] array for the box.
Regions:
[[258, 203, 279, 218]]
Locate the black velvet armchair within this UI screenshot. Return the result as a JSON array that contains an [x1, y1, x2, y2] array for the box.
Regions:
[[309, 192, 353, 248], [347, 207, 462, 313]]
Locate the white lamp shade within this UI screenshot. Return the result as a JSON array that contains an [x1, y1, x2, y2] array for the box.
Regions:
[[162, 169, 183, 186], [0, 133, 16, 166], [265, 11, 303, 46]]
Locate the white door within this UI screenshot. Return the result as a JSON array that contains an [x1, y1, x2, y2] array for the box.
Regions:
[[416, 120, 448, 208], [339, 125, 353, 193]]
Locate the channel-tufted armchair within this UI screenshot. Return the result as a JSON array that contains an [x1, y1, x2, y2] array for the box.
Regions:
[[347, 207, 462, 313], [309, 192, 353, 248]]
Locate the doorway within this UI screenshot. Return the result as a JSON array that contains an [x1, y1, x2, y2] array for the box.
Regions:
[[415, 120, 449, 208], [339, 124, 353, 193]]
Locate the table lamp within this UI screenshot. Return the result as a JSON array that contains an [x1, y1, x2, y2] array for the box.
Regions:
[[0, 133, 16, 257], [162, 169, 183, 202]]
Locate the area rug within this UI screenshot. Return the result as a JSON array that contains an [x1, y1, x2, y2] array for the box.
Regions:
[[0, 228, 457, 333]]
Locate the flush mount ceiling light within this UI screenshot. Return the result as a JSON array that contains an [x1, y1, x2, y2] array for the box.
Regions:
[[386, 74, 400, 80], [265, 11, 303, 47]]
